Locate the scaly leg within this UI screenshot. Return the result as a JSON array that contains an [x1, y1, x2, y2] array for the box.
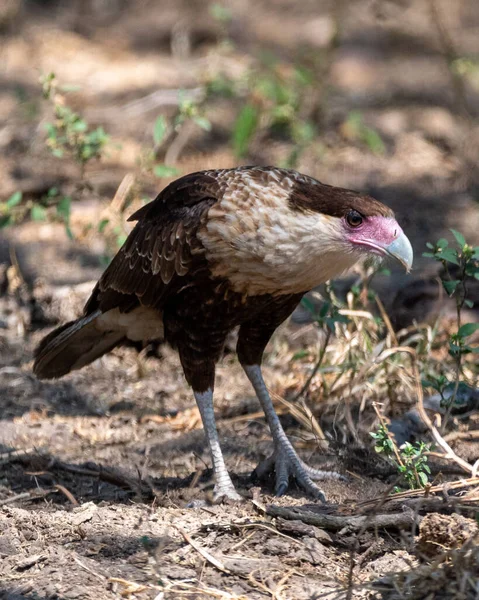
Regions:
[[243, 364, 342, 501], [194, 389, 243, 502]]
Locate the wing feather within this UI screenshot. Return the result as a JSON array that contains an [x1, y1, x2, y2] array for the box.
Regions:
[[85, 172, 220, 314]]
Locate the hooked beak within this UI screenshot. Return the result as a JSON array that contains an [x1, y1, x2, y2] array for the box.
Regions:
[[384, 231, 413, 272]]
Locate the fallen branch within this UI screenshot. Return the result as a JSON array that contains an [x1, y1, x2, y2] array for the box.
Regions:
[[0, 488, 57, 506], [266, 505, 419, 532]]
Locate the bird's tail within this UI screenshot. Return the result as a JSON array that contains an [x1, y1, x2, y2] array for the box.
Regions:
[[33, 310, 125, 379]]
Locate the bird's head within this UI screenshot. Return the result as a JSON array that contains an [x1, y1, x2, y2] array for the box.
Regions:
[[290, 178, 413, 274], [339, 208, 413, 272]]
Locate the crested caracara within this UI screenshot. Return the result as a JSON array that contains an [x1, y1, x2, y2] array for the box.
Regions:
[[33, 166, 413, 502]]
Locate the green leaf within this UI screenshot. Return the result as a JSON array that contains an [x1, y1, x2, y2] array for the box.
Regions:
[[56, 196, 71, 221], [98, 218, 110, 233], [30, 204, 46, 221], [65, 224, 74, 240], [72, 119, 87, 133], [153, 116, 168, 145], [442, 279, 460, 295], [465, 299, 474, 308], [450, 229, 466, 247], [300, 296, 316, 315], [153, 164, 180, 178], [193, 116, 212, 131], [6, 191, 22, 209], [232, 103, 259, 158], [437, 238, 449, 249], [418, 471, 428, 486], [0, 214, 13, 227], [458, 323, 479, 338], [363, 128, 385, 155], [116, 233, 128, 247], [209, 3, 232, 23], [439, 248, 460, 265], [292, 349, 310, 360], [319, 302, 330, 318], [59, 83, 82, 93]]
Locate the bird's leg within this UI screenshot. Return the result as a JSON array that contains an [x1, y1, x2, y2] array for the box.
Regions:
[[243, 364, 341, 501], [178, 336, 243, 503], [193, 388, 243, 503]]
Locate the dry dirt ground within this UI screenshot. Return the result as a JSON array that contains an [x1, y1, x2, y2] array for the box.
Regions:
[[1, 1, 479, 599]]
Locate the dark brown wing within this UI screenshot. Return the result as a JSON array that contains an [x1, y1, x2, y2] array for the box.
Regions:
[[84, 171, 221, 315]]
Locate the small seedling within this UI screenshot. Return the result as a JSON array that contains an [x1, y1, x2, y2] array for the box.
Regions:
[[342, 111, 385, 155], [40, 73, 109, 177], [228, 60, 317, 165], [370, 424, 431, 490], [423, 230, 479, 427], [0, 188, 74, 240]]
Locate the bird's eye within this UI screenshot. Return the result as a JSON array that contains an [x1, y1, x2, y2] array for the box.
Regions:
[[346, 210, 363, 228]]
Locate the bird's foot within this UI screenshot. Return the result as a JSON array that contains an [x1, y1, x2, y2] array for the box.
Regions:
[[213, 483, 244, 504], [253, 440, 344, 501], [186, 483, 243, 508], [299, 461, 346, 482]]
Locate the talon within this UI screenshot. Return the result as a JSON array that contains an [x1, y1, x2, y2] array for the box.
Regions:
[[312, 488, 326, 503], [253, 449, 328, 501], [213, 488, 244, 504]]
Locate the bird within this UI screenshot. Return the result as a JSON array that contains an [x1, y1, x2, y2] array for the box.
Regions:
[[33, 166, 413, 502]]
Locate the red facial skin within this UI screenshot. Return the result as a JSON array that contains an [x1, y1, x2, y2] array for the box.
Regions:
[[343, 214, 413, 270]]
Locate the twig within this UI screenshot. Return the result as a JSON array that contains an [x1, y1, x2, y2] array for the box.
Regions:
[[0, 488, 56, 505], [72, 555, 106, 581], [51, 458, 144, 494], [202, 520, 304, 548], [374, 294, 398, 347], [121, 87, 205, 116], [265, 505, 419, 532], [109, 578, 148, 595], [54, 484, 79, 506], [444, 430, 479, 443], [292, 329, 332, 402], [108, 173, 136, 214], [164, 119, 197, 166], [0, 448, 42, 465], [357, 477, 479, 509], [271, 390, 328, 451], [412, 357, 475, 475], [175, 526, 231, 574]]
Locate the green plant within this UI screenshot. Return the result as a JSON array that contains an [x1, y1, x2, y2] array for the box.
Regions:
[[370, 424, 431, 490], [0, 188, 73, 239], [293, 285, 350, 401], [176, 93, 212, 133], [41, 73, 109, 177], [423, 230, 479, 427], [222, 60, 317, 165], [342, 111, 385, 155], [143, 95, 211, 179]]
